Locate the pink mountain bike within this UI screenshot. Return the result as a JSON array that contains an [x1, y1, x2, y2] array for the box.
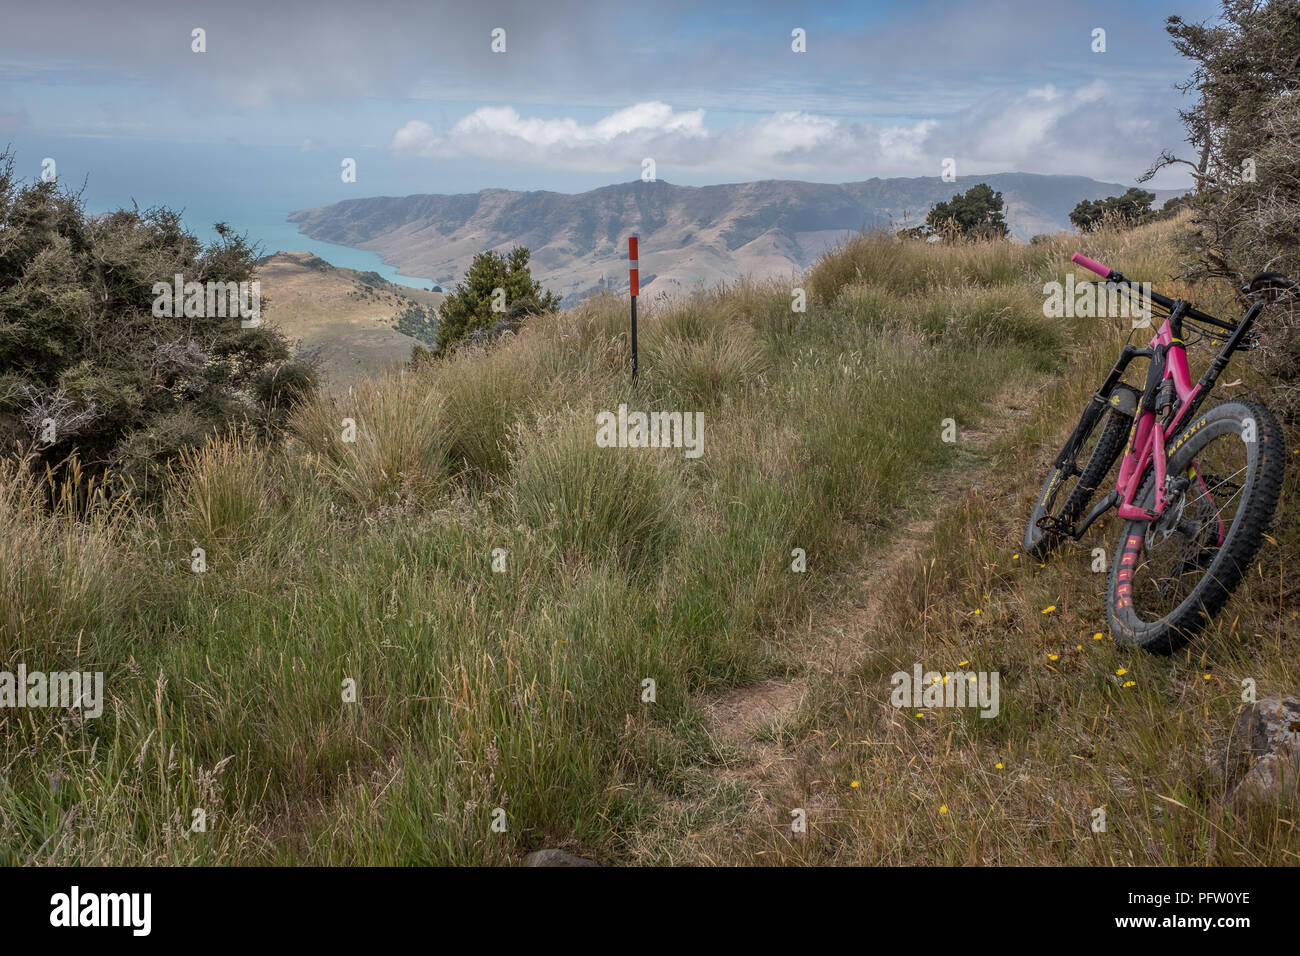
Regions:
[[1024, 253, 1294, 652]]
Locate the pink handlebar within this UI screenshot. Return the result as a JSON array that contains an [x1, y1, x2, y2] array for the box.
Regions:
[[1071, 252, 1112, 278]]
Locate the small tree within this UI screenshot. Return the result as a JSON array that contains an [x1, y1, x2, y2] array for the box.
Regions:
[[1069, 188, 1158, 232], [1144, 0, 1300, 419], [900, 184, 1009, 240], [1142, 0, 1300, 284], [434, 246, 559, 355]]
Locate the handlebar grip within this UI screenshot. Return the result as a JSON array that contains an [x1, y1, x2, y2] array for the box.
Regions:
[[1071, 253, 1112, 278]]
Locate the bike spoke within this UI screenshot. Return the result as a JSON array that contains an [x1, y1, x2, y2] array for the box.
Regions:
[[1126, 430, 1252, 623]]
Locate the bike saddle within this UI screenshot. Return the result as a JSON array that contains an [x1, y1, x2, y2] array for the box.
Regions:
[[1243, 270, 1298, 296]]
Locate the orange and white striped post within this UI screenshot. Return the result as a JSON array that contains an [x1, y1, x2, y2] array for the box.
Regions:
[[628, 235, 639, 382]]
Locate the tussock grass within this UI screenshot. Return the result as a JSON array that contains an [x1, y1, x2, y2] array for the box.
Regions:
[[645, 324, 770, 407], [509, 406, 685, 573], [709, 218, 1300, 866], [165, 431, 279, 551], [2, 221, 1292, 865], [808, 232, 1062, 305], [292, 368, 449, 506]]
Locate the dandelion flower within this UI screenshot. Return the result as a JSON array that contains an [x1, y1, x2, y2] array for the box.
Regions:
[[1122, 680, 1136, 688], [1093, 632, 1104, 641], [1042, 605, 1057, 614], [1203, 673, 1212, 681], [939, 804, 948, 814], [850, 780, 860, 788], [995, 762, 1004, 770], [1116, 668, 1127, 676], [1048, 653, 1059, 661]]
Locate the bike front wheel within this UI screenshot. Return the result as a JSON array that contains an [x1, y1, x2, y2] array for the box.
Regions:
[[1025, 395, 1131, 559], [1105, 400, 1285, 652]]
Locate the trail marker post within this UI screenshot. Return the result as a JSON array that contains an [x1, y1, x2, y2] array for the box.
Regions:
[[628, 235, 638, 382]]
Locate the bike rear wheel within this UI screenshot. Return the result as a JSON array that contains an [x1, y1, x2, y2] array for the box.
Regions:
[[1105, 400, 1285, 652]]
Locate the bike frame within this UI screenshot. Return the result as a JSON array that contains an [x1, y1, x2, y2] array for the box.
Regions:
[[1059, 254, 1265, 530], [1114, 318, 1201, 521]]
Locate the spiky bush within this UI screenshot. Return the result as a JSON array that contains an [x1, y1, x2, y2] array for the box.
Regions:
[[0, 150, 318, 497]]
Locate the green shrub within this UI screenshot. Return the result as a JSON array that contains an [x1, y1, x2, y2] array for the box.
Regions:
[[0, 150, 318, 497], [434, 246, 559, 355]]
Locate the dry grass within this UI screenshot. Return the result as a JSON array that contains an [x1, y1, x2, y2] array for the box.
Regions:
[[1, 219, 1294, 866]]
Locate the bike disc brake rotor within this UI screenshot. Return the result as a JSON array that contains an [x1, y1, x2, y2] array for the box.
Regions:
[[1136, 438, 1247, 614]]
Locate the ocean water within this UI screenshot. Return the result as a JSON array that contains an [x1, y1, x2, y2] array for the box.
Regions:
[[244, 222, 440, 290], [7, 139, 447, 291]]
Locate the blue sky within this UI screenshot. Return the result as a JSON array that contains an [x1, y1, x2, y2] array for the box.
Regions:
[[0, 0, 1222, 246]]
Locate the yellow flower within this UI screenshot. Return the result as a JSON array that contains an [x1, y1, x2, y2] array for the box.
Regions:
[[973, 609, 982, 616], [1048, 653, 1059, 661], [1116, 668, 1127, 676], [1042, 605, 1057, 614], [1122, 680, 1136, 688], [958, 660, 970, 667], [939, 804, 948, 814], [1093, 632, 1104, 640], [1013, 553, 1020, 560], [1076, 644, 1083, 651], [995, 762, 1004, 770], [1203, 673, 1212, 681], [850, 780, 860, 788]]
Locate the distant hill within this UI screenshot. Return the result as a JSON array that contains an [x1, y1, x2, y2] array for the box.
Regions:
[[288, 174, 1186, 304], [256, 252, 444, 390]]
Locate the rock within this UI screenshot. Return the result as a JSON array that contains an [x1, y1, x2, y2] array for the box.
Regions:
[[521, 848, 600, 867], [1224, 695, 1300, 807]]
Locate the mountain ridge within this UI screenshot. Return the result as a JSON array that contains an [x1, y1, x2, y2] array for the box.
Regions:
[[288, 173, 1185, 303]]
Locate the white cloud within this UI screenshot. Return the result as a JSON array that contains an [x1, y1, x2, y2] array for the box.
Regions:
[[389, 85, 1187, 186], [391, 101, 941, 178], [392, 102, 707, 166]]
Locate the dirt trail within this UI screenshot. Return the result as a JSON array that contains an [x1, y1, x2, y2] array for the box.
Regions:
[[696, 384, 1039, 843]]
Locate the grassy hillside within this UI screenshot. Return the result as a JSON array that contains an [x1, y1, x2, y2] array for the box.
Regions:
[[257, 252, 445, 391], [1, 221, 1294, 865]]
